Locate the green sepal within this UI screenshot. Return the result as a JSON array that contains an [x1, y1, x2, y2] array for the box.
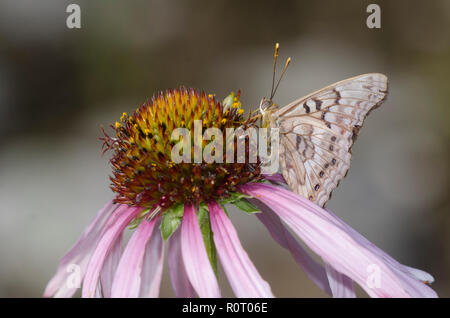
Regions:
[[232, 198, 260, 214], [161, 203, 184, 240], [197, 203, 218, 276], [219, 192, 251, 205], [218, 192, 260, 214], [128, 207, 151, 229], [219, 202, 230, 217]]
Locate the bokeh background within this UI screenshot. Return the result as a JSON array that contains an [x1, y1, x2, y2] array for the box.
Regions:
[[0, 0, 449, 297]]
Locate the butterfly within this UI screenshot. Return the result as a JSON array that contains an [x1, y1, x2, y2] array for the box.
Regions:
[[260, 43, 388, 207]]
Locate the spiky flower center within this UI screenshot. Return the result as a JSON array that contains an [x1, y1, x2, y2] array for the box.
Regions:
[[101, 87, 261, 210]]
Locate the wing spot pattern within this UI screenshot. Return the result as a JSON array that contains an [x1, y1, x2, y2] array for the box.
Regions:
[[303, 103, 311, 113], [296, 135, 302, 148], [274, 74, 388, 207], [314, 99, 322, 110]]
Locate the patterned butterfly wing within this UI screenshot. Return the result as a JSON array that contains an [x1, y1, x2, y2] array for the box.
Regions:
[[271, 73, 388, 207]]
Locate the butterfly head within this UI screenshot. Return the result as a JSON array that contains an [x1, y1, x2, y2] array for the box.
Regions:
[[259, 97, 274, 115], [259, 97, 278, 128]]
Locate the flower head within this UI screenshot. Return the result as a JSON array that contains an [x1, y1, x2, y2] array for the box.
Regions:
[[45, 89, 437, 298], [101, 88, 260, 210]]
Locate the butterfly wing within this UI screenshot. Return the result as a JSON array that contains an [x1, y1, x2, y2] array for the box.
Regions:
[[273, 73, 388, 207]]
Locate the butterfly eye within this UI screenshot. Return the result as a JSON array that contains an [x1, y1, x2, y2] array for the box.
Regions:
[[259, 98, 272, 115], [259, 98, 266, 114]]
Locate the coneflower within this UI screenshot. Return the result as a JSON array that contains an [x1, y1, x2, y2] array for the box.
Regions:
[[44, 88, 437, 298]]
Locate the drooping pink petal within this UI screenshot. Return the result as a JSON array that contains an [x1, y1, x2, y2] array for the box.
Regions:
[[208, 201, 274, 298], [240, 183, 437, 298], [110, 216, 160, 298], [44, 200, 118, 298], [99, 232, 123, 297], [94, 282, 102, 298], [250, 198, 332, 296], [82, 206, 141, 298], [168, 228, 196, 298], [403, 266, 434, 284], [324, 262, 356, 298], [181, 203, 221, 298], [321, 208, 436, 297], [323, 208, 435, 285], [139, 219, 165, 297]]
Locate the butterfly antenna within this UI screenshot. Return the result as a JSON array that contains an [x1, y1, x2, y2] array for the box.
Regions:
[[271, 56, 291, 100], [270, 43, 280, 100]]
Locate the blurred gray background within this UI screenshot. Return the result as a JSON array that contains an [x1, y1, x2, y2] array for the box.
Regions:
[[0, 0, 449, 297]]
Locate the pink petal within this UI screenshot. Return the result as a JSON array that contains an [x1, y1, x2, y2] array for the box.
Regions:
[[403, 266, 434, 284], [253, 198, 354, 298], [99, 232, 123, 297], [240, 183, 437, 298], [262, 173, 286, 185], [323, 208, 435, 285], [324, 263, 356, 298], [94, 282, 102, 298], [168, 228, 196, 298], [139, 219, 165, 297], [250, 198, 332, 295], [110, 216, 160, 298], [82, 206, 141, 298], [208, 201, 274, 298], [44, 200, 118, 298], [181, 203, 220, 298]]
